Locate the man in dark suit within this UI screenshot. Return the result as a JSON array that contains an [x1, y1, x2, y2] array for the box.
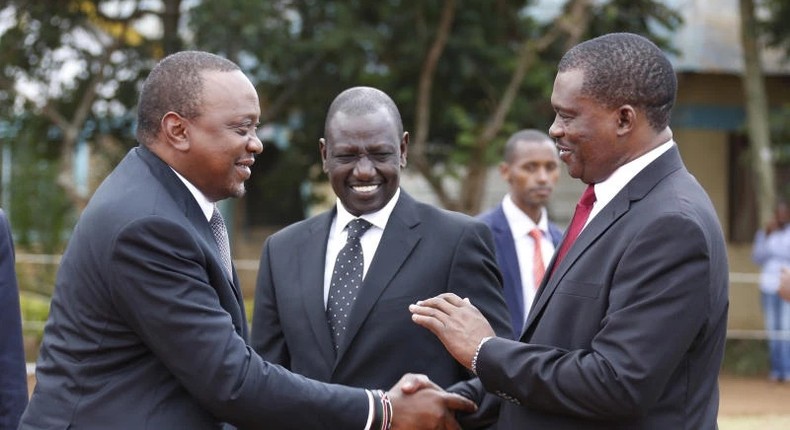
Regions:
[[0, 209, 27, 430], [478, 129, 563, 338], [411, 33, 729, 429], [251, 86, 511, 394], [20, 52, 473, 430]]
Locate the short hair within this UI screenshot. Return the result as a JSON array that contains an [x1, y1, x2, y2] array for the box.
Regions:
[[503, 129, 556, 164], [136, 51, 240, 145], [558, 33, 677, 131], [324, 86, 404, 139]]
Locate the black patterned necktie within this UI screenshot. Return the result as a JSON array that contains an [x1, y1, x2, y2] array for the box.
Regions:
[[327, 218, 372, 350], [209, 206, 233, 277]]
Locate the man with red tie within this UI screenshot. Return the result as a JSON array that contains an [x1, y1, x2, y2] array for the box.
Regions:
[[477, 129, 563, 338], [411, 33, 729, 429]]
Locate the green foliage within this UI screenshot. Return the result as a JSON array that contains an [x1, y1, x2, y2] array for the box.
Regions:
[[19, 291, 50, 362], [0, 0, 156, 254], [4, 116, 74, 252], [721, 339, 770, 377], [1, 0, 684, 230], [188, 0, 681, 217], [19, 291, 51, 326], [763, 0, 790, 55], [19, 290, 51, 362], [587, 0, 682, 53], [770, 104, 790, 154]]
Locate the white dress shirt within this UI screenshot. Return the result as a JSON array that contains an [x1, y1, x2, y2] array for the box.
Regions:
[[323, 188, 401, 307], [501, 195, 555, 319], [324, 189, 401, 430], [171, 168, 214, 222], [585, 139, 676, 228]]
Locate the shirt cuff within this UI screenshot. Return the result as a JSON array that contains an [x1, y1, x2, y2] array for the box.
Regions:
[[364, 389, 375, 430]]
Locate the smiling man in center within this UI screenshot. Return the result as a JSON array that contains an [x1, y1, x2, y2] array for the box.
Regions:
[[251, 86, 511, 419]]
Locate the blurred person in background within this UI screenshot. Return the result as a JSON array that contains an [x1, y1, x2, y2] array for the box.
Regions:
[[478, 129, 563, 338], [752, 200, 790, 382]]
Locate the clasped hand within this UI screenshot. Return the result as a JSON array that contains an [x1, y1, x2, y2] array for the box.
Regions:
[[387, 373, 476, 430]]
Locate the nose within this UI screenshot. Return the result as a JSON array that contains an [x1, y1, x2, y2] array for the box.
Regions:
[[549, 116, 562, 139], [535, 167, 549, 183], [354, 156, 375, 179], [248, 135, 264, 155]]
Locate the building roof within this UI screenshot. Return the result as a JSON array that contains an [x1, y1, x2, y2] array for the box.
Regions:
[[662, 0, 790, 74], [531, 0, 789, 75]]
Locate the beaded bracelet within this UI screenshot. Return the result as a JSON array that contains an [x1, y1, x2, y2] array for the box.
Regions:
[[372, 390, 393, 430], [471, 336, 492, 375], [380, 390, 392, 430]]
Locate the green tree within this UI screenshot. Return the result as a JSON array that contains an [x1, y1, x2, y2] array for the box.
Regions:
[[0, 0, 175, 246], [190, 0, 681, 215], [1, 0, 683, 243], [763, 0, 790, 54], [739, 0, 776, 226]]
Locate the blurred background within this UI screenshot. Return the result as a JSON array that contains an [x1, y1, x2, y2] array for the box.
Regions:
[[1, 0, 790, 424]]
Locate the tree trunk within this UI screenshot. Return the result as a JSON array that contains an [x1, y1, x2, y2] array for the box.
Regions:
[[162, 0, 183, 55], [411, 0, 458, 210], [739, 0, 776, 226], [458, 0, 591, 214], [410, 0, 592, 214]]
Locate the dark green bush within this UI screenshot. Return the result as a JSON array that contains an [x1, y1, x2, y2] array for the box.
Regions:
[[721, 338, 770, 376]]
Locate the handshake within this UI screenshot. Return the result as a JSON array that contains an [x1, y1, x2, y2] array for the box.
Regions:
[[384, 373, 477, 430]]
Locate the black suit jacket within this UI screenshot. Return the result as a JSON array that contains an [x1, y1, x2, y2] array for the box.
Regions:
[[478, 205, 563, 338], [476, 146, 729, 429], [21, 146, 369, 430], [0, 210, 27, 430], [251, 191, 511, 391]]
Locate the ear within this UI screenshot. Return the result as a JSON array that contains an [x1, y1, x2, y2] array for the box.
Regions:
[[616, 105, 636, 136], [498, 161, 510, 181], [399, 131, 409, 168], [319, 138, 329, 173], [161, 111, 190, 151]]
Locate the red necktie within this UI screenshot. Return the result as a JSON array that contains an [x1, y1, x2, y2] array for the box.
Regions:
[[528, 228, 546, 288], [552, 184, 596, 273]]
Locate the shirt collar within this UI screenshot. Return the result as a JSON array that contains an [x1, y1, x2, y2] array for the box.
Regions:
[[501, 194, 548, 238], [593, 139, 675, 209], [170, 168, 215, 222], [334, 187, 401, 234]]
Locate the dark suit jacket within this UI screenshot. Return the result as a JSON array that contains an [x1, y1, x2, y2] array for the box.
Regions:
[[475, 146, 729, 429], [0, 210, 28, 430], [251, 191, 511, 391], [20, 146, 369, 430], [478, 205, 563, 338]]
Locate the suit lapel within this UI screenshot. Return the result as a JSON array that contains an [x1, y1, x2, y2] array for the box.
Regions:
[[523, 146, 684, 339], [298, 211, 337, 366], [334, 193, 421, 364], [489, 206, 525, 335], [523, 195, 627, 338], [136, 146, 245, 330]]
